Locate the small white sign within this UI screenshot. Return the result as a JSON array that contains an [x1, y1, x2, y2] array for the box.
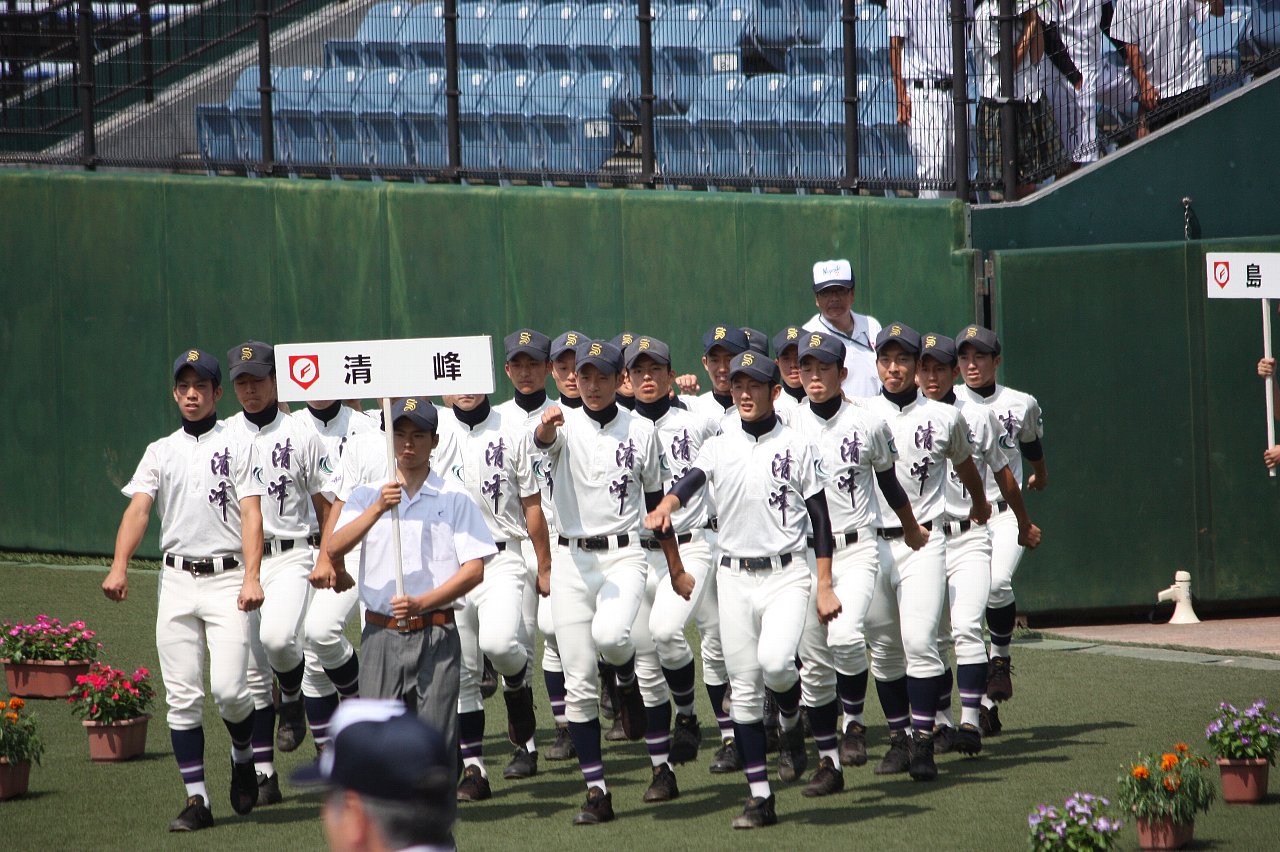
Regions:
[[274, 336, 495, 402], [1206, 253, 1280, 299]]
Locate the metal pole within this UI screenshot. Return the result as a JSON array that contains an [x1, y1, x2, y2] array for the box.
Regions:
[[949, 0, 968, 201], [637, 0, 655, 187], [139, 0, 154, 103], [997, 0, 1016, 199], [840, 0, 857, 191], [443, 0, 461, 180], [76, 0, 96, 169], [1264, 299, 1277, 478], [256, 0, 275, 172]]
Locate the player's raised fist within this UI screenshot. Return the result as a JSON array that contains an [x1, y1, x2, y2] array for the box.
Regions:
[[541, 406, 565, 428], [674, 374, 701, 396], [645, 507, 673, 534], [1019, 522, 1042, 549]]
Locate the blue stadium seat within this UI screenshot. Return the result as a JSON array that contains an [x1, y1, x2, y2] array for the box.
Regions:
[[862, 78, 912, 180], [528, 70, 579, 171], [755, 0, 797, 47], [655, 71, 744, 178], [571, 70, 626, 171], [1253, 0, 1280, 51], [458, 2, 496, 71], [655, 3, 708, 110], [787, 17, 837, 75], [273, 65, 327, 166], [356, 68, 410, 165], [736, 72, 788, 178], [1196, 5, 1250, 82], [695, 0, 754, 76], [399, 2, 446, 69], [195, 66, 262, 164], [458, 69, 496, 168], [607, 3, 644, 95], [572, 2, 625, 74], [399, 67, 449, 166], [325, 2, 411, 69], [315, 67, 366, 165], [488, 2, 539, 71], [487, 69, 539, 170], [528, 2, 581, 72], [794, 0, 834, 44]]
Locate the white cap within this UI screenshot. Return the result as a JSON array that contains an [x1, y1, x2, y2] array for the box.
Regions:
[[812, 259, 854, 291]]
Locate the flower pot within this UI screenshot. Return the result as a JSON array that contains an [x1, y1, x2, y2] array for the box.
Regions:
[[1136, 817, 1194, 850], [83, 714, 150, 762], [2, 659, 92, 699], [1217, 757, 1270, 804], [0, 758, 31, 800]]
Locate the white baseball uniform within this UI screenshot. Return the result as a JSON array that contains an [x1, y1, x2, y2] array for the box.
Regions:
[[802, 312, 884, 398], [888, 0, 955, 198]]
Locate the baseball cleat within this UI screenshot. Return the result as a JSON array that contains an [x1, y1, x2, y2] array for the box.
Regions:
[[456, 765, 493, 802], [802, 756, 845, 797], [979, 704, 1003, 737], [932, 724, 957, 755], [599, 666, 618, 720], [479, 656, 499, 700], [255, 771, 282, 806], [605, 714, 628, 742], [840, 721, 868, 767], [503, 685, 537, 746], [546, 724, 577, 760], [502, 746, 538, 779], [168, 795, 214, 832], [616, 679, 646, 741], [986, 657, 1013, 702], [229, 759, 258, 815], [955, 722, 983, 756], [572, 786, 615, 825], [908, 730, 938, 782], [275, 699, 307, 753], [873, 731, 911, 775], [777, 724, 808, 782], [732, 794, 778, 829], [669, 713, 702, 765], [710, 738, 743, 773], [643, 763, 680, 802]]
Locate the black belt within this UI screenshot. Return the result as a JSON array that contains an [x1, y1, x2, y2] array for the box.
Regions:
[[558, 534, 631, 552], [705, 517, 719, 532], [911, 78, 953, 90], [807, 530, 862, 549], [263, 538, 305, 557], [495, 541, 508, 552], [307, 533, 321, 548], [878, 521, 934, 540], [942, 519, 972, 536], [164, 554, 240, 576], [641, 533, 692, 550], [720, 553, 793, 572], [995, 500, 1009, 513]]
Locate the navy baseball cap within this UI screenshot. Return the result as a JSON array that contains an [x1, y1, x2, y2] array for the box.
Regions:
[[625, 335, 672, 369], [955, 324, 1001, 355], [611, 331, 637, 350], [391, 397, 438, 432], [875, 322, 922, 356], [812, 259, 854, 292], [504, 329, 551, 362], [729, 350, 779, 384], [173, 349, 221, 386], [228, 341, 274, 380], [773, 325, 803, 356], [575, 340, 623, 376], [292, 699, 452, 802], [702, 324, 750, 356], [797, 330, 846, 364], [742, 327, 770, 357], [550, 330, 587, 360], [921, 332, 958, 365]]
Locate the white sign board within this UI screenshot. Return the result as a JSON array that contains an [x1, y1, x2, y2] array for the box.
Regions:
[[273, 336, 495, 402], [1205, 253, 1280, 299]]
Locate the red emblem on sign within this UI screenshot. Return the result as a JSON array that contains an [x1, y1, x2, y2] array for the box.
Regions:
[[1213, 261, 1230, 289], [289, 355, 320, 390]]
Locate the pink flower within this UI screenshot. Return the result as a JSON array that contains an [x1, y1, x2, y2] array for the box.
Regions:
[[111, 692, 120, 700], [90, 704, 98, 715]]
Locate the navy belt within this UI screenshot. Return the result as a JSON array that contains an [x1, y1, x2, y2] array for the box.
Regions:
[[942, 519, 972, 536], [164, 554, 240, 576], [720, 553, 793, 572], [558, 534, 631, 552], [307, 533, 321, 548], [807, 530, 861, 549], [877, 521, 933, 540], [641, 533, 692, 550]]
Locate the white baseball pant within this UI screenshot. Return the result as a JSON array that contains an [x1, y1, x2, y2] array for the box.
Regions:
[[906, 84, 955, 199], [156, 567, 254, 729], [247, 546, 312, 708], [697, 529, 727, 686], [302, 544, 361, 698], [457, 545, 530, 714], [987, 507, 1024, 609], [937, 519, 993, 666], [520, 538, 562, 676], [643, 533, 717, 672], [865, 532, 947, 682], [630, 563, 671, 709]]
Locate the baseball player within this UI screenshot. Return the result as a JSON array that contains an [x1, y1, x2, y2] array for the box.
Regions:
[[888, 0, 955, 198], [791, 331, 927, 795], [861, 323, 989, 782], [223, 342, 330, 804], [103, 349, 264, 831], [916, 333, 1040, 756], [533, 339, 690, 825], [612, 332, 638, 410], [802, 260, 884, 398], [773, 326, 810, 410], [955, 325, 1046, 735], [646, 350, 837, 830], [675, 325, 751, 423], [434, 389, 549, 801]]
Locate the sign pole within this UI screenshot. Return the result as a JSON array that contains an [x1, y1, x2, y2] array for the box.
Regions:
[[1265, 300, 1276, 478], [380, 397, 408, 604]]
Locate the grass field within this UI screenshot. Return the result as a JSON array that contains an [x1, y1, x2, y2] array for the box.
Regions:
[[2, 561, 1278, 851]]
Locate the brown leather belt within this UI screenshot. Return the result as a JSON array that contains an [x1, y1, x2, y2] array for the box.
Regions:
[[366, 609, 454, 633]]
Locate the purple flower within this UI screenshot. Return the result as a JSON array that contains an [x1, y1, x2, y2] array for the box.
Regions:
[[1241, 735, 1252, 747], [1207, 721, 1223, 735], [1095, 817, 1115, 833], [1234, 719, 1244, 731], [1246, 707, 1262, 719], [1028, 814, 1042, 828]]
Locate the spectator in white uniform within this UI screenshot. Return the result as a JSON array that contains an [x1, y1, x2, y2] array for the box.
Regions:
[[802, 259, 883, 400]]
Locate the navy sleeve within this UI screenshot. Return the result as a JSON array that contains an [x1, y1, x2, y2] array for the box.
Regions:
[[1019, 438, 1044, 462], [645, 490, 674, 539], [876, 468, 910, 511], [805, 492, 834, 559], [668, 468, 707, 505]]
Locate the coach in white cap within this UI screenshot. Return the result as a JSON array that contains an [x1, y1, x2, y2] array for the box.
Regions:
[[802, 259, 883, 399]]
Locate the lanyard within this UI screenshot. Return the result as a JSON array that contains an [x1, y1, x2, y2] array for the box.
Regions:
[[819, 315, 874, 353]]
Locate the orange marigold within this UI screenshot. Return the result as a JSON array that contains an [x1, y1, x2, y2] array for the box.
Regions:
[[0, 699, 6, 710], [1160, 753, 1179, 771], [6, 697, 21, 710], [1174, 742, 1189, 753], [1132, 765, 1150, 780], [4, 712, 17, 724], [1163, 775, 1182, 792]]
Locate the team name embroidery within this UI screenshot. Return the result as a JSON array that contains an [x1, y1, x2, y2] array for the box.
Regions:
[[609, 476, 630, 514], [208, 481, 231, 521], [771, 450, 793, 481], [272, 439, 293, 470], [768, 485, 791, 525], [914, 422, 936, 450], [210, 448, 231, 476], [840, 435, 862, 464], [670, 430, 692, 463], [910, 458, 934, 494], [481, 474, 503, 512], [267, 475, 289, 514], [616, 439, 637, 470], [485, 438, 506, 469], [836, 471, 856, 508], [949, 466, 968, 498], [998, 410, 1020, 449]]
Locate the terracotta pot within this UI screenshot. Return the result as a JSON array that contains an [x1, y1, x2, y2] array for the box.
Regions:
[[2, 659, 92, 699], [1135, 817, 1194, 850], [83, 714, 150, 762], [1218, 757, 1270, 804], [0, 758, 31, 800]]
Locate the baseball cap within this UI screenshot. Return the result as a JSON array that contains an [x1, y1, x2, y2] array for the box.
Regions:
[[173, 349, 221, 386], [773, 325, 803, 356], [797, 331, 846, 364], [812, 259, 854, 292], [702, 324, 750, 356], [955, 324, 1001, 355], [921, 332, 957, 365], [742, 327, 770, 357], [875, 322, 922, 356], [391, 397, 439, 432], [228, 341, 274, 379], [504, 328, 551, 362], [611, 331, 637, 350], [575, 340, 623, 376], [729, 350, 779, 384], [550, 330, 587, 360], [292, 699, 452, 802], [624, 336, 672, 369]]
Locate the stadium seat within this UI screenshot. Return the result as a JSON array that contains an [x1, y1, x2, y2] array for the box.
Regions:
[[488, 1, 539, 71], [315, 67, 366, 165], [399, 67, 450, 167], [791, 75, 886, 181], [528, 2, 581, 72], [195, 66, 262, 164], [487, 69, 539, 171], [571, 70, 626, 171], [572, 2, 625, 74], [695, 0, 754, 76], [607, 3, 645, 95], [457, 1, 496, 70], [1253, 0, 1280, 51], [355, 68, 410, 165], [1195, 5, 1250, 81], [325, 2, 410, 69], [787, 17, 838, 75], [655, 3, 708, 110], [655, 71, 744, 178], [458, 68, 495, 169], [862, 77, 913, 181], [755, 0, 798, 48], [528, 70, 579, 171], [399, 2, 446, 69], [794, 0, 834, 44], [273, 65, 327, 166], [736, 72, 789, 178]]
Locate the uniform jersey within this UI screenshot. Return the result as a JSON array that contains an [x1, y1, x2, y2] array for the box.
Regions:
[[122, 422, 266, 559], [974, 0, 1050, 100], [791, 399, 898, 533], [801, 313, 884, 399], [887, 0, 955, 80], [684, 391, 735, 425], [690, 417, 823, 558], [291, 404, 378, 534], [324, 430, 391, 504], [495, 396, 558, 531], [639, 404, 720, 535], [1109, 0, 1208, 97], [863, 392, 974, 525], [538, 405, 666, 539], [225, 411, 329, 541], [944, 398, 1009, 515], [435, 407, 540, 542], [957, 383, 1043, 488]]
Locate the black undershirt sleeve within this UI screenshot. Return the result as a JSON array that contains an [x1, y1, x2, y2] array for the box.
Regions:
[[1019, 438, 1044, 462], [668, 468, 707, 505], [876, 468, 910, 511], [1042, 21, 1083, 86], [644, 490, 673, 539], [804, 492, 834, 559]]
